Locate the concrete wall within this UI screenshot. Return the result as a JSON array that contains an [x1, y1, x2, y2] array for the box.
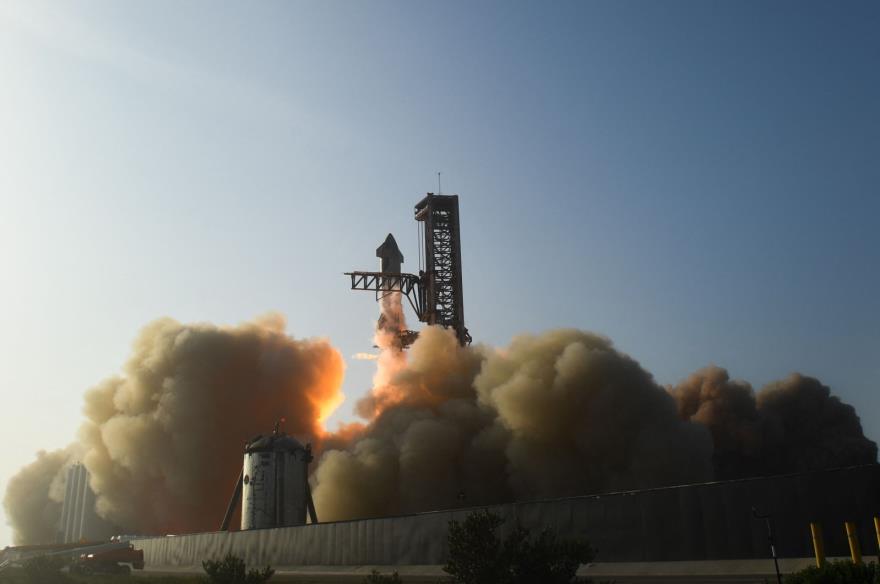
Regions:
[[132, 465, 880, 568]]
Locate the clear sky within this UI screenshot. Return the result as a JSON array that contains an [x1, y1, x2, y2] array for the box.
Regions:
[[1, 0, 877, 548]]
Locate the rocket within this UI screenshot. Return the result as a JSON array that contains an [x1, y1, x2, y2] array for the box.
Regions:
[[376, 233, 404, 274]]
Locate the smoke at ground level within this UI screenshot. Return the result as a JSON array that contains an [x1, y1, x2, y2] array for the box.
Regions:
[[4, 316, 876, 544]]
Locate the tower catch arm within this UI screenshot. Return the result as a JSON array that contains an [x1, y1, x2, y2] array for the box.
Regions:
[[344, 271, 426, 321]]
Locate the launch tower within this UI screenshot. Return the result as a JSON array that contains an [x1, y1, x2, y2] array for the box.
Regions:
[[346, 193, 471, 346]]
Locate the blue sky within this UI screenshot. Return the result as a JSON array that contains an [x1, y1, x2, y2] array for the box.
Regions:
[[0, 0, 877, 547]]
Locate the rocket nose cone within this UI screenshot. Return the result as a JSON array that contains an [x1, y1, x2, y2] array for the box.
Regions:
[[376, 233, 403, 260]]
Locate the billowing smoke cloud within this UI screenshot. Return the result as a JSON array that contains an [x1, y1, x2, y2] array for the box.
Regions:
[[5, 313, 876, 544], [668, 367, 878, 479], [4, 314, 344, 542], [474, 330, 714, 499], [2, 447, 74, 545], [312, 327, 715, 521], [312, 326, 491, 520]]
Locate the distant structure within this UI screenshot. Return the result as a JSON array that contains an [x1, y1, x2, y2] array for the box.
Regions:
[[346, 193, 471, 346], [57, 463, 104, 543], [220, 421, 318, 531]]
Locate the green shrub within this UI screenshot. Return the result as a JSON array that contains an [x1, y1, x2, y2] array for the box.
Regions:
[[445, 509, 510, 584], [506, 525, 594, 584], [201, 553, 274, 584], [785, 560, 878, 584], [444, 509, 594, 584], [363, 569, 403, 583]]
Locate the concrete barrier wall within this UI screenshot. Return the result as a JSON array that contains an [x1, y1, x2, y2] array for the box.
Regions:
[[132, 465, 880, 568]]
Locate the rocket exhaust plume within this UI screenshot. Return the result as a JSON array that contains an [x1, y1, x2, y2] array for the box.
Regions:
[[4, 317, 876, 543], [355, 288, 410, 419]]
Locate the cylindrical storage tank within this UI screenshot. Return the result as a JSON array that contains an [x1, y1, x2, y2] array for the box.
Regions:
[[241, 432, 312, 530]]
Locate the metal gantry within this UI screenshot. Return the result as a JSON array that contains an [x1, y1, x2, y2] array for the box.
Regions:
[[345, 271, 425, 322], [414, 194, 471, 345]]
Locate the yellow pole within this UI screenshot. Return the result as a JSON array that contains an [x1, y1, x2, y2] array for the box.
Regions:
[[845, 521, 862, 564], [874, 516, 879, 558], [810, 522, 825, 568]]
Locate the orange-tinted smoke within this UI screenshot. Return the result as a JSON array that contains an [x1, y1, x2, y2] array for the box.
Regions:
[[313, 327, 715, 521], [6, 312, 877, 544], [4, 314, 345, 541]]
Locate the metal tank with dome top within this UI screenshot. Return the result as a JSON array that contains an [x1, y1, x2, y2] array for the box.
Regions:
[[219, 420, 318, 531]]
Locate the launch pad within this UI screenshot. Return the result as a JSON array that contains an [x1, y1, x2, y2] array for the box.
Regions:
[[346, 193, 471, 347]]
